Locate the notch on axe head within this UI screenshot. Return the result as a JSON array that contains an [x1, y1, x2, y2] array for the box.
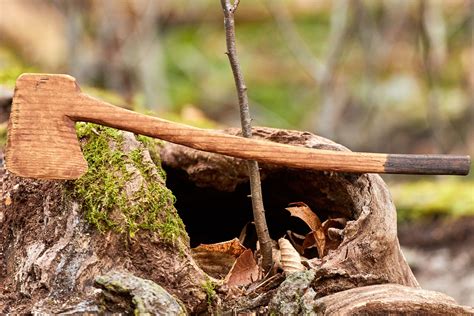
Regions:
[[5, 74, 471, 180]]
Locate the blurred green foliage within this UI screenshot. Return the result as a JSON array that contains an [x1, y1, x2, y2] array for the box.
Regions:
[[0, 123, 6, 147], [0, 1, 472, 223], [0, 48, 37, 87], [391, 179, 474, 222], [83, 86, 129, 109], [162, 19, 328, 128]]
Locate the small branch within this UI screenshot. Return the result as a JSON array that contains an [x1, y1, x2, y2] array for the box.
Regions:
[[264, 0, 323, 83], [419, 0, 455, 153], [220, 0, 273, 273], [265, 0, 350, 138], [231, 0, 240, 13]]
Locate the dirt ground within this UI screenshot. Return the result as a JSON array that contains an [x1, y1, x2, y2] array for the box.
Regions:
[[398, 217, 474, 306]]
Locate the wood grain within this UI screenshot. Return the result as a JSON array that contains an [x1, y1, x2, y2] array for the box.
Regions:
[[5, 74, 471, 179], [312, 284, 474, 315]]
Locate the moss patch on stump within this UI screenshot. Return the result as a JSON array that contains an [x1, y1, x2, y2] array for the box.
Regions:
[[70, 123, 186, 243]]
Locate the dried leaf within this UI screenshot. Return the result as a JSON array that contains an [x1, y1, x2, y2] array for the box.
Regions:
[[192, 238, 246, 278], [193, 238, 246, 257], [322, 218, 347, 232], [286, 202, 327, 258], [4, 193, 12, 206], [322, 217, 347, 252], [225, 249, 260, 287], [303, 229, 326, 257], [278, 238, 305, 274], [287, 230, 305, 254], [285, 202, 322, 231], [192, 251, 235, 279]]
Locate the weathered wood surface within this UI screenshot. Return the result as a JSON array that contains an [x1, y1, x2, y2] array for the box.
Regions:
[[161, 128, 473, 314], [162, 128, 418, 293], [0, 130, 207, 314], [312, 284, 474, 315], [1, 124, 470, 313], [162, 128, 473, 313], [6, 74, 470, 180]]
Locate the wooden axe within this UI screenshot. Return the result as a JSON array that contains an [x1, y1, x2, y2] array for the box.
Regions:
[[5, 74, 471, 180]]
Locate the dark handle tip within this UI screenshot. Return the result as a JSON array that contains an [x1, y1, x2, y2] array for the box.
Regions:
[[384, 154, 471, 175]]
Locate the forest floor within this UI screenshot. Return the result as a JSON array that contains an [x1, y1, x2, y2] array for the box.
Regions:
[[398, 217, 474, 306]]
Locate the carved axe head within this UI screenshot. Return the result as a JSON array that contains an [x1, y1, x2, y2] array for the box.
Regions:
[[6, 74, 88, 179]]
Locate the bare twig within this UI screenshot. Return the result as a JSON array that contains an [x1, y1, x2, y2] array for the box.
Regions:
[[220, 0, 273, 272], [316, 0, 350, 138], [266, 0, 350, 138], [419, 0, 460, 153], [265, 0, 323, 83], [231, 0, 240, 12]]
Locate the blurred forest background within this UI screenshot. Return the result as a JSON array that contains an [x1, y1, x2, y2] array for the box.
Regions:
[[0, 0, 473, 304]]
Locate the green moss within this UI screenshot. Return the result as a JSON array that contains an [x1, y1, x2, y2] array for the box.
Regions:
[[71, 122, 186, 243], [391, 179, 474, 222], [134, 135, 167, 180], [0, 123, 7, 147], [202, 278, 217, 307]]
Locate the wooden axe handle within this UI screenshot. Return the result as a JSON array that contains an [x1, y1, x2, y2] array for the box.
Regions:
[[6, 74, 471, 178], [72, 93, 470, 176]]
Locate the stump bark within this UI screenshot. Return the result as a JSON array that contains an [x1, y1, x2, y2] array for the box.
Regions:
[[0, 125, 207, 313], [312, 284, 473, 315], [161, 127, 471, 313], [161, 127, 418, 292], [0, 125, 470, 314]]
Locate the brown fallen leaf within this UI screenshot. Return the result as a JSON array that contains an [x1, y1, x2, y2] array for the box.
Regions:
[[4, 193, 12, 206], [193, 238, 246, 257], [286, 202, 327, 258], [278, 238, 305, 274], [285, 202, 322, 232], [322, 218, 347, 232], [287, 230, 306, 254], [225, 249, 260, 287], [303, 229, 326, 258], [322, 217, 347, 253], [192, 238, 247, 279]]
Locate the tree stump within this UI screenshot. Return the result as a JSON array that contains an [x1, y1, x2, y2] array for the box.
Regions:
[[0, 124, 207, 313], [161, 127, 471, 313], [1, 125, 470, 314], [161, 127, 418, 289], [311, 284, 473, 315]]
